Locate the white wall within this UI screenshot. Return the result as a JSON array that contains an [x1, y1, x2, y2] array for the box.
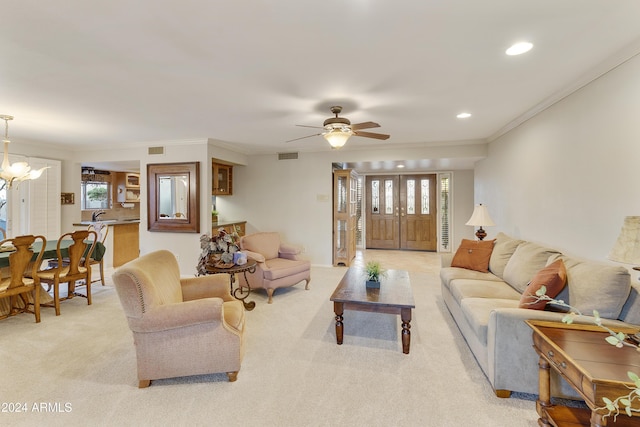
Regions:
[[475, 53, 640, 261], [237, 147, 481, 265], [451, 169, 477, 247]]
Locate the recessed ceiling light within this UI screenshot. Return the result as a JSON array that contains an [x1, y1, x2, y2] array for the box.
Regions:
[[397, 164, 405, 168], [506, 42, 533, 56], [457, 112, 472, 119]]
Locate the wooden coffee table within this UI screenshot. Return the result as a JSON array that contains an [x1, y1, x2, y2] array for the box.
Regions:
[[527, 320, 640, 427], [330, 267, 415, 354]]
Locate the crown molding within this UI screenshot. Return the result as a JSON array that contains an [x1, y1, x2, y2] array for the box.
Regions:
[[487, 37, 640, 143]]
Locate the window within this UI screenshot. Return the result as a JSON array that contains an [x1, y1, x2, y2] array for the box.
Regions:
[[81, 181, 111, 210], [439, 173, 451, 252]]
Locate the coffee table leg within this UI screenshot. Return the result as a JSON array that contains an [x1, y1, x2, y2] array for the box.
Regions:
[[334, 302, 344, 345], [401, 308, 412, 354]]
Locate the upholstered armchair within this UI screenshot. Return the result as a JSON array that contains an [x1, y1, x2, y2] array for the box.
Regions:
[[112, 250, 245, 388], [238, 232, 310, 303]]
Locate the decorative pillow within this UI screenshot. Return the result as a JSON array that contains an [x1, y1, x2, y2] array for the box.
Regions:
[[451, 239, 496, 273], [519, 259, 567, 310]]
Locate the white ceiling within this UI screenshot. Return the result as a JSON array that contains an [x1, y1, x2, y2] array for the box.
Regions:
[[2, 1, 640, 157]]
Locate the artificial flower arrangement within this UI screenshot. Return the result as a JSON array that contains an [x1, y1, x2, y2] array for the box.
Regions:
[[196, 227, 241, 275]]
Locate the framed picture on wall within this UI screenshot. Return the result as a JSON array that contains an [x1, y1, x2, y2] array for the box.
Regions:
[[61, 192, 75, 205]]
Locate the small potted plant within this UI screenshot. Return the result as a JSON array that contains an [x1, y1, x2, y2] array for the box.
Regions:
[[365, 261, 386, 288], [211, 209, 219, 223]]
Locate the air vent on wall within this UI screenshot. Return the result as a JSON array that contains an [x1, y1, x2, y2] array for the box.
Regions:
[[148, 146, 164, 155], [278, 152, 299, 160]]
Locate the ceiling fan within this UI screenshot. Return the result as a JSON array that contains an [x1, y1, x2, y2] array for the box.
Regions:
[[287, 106, 390, 149]]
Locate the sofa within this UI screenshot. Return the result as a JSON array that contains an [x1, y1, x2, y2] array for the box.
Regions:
[[440, 232, 640, 398]]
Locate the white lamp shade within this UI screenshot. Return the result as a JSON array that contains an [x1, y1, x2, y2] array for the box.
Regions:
[[609, 216, 640, 264], [465, 204, 496, 227], [323, 129, 352, 149]]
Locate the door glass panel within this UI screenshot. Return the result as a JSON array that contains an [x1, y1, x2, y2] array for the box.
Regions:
[[371, 180, 380, 213], [337, 175, 347, 213], [406, 179, 415, 214], [385, 180, 393, 214], [336, 219, 346, 257], [421, 179, 430, 214]]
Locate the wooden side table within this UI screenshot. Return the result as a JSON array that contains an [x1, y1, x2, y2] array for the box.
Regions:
[[527, 320, 640, 427], [204, 259, 257, 310]]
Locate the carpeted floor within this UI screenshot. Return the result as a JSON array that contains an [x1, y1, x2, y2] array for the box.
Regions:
[[1, 252, 540, 426]]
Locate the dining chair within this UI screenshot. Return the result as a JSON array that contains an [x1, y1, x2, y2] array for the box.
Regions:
[[87, 222, 109, 286], [38, 229, 98, 316], [0, 234, 46, 323]]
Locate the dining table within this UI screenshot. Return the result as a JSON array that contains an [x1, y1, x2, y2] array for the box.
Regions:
[[0, 240, 106, 317]]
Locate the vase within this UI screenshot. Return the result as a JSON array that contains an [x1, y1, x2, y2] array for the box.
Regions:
[[366, 280, 380, 289]]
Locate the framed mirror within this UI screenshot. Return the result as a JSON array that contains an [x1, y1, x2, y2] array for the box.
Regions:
[[148, 162, 200, 233]]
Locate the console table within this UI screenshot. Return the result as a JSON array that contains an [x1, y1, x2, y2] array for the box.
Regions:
[[527, 320, 640, 427]]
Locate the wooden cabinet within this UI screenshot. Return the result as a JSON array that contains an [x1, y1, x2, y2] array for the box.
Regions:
[[333, 169, 358, 266], [116, 172, 140, 203], [212, 162, 233, 195], [112, 222, 140, 267]]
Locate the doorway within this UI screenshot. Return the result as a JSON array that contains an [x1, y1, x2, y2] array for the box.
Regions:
[[364, 174, 437, 251]]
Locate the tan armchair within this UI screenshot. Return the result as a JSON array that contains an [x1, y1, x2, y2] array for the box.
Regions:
[[112, 250, 245, 388], [239, 232, 310, 303]]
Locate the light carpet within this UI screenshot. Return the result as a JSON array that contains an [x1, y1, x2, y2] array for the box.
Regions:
[[1, 260, 540, 426]]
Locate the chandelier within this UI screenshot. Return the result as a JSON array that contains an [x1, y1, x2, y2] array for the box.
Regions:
[[0, 115, 48, 188]]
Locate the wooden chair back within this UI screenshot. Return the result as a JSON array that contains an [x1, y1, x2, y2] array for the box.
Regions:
[[0, 234, 46, 322], [88, 222, 109, 245], [56, 229, 98, 276]]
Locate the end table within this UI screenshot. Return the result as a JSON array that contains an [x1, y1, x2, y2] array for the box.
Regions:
[[204, 258, 257, 310]]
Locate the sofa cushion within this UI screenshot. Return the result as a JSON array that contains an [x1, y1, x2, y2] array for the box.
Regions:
[[451, 239, 495, 273], [519, 259, 567, 310], [450, 279, 522, 302], [503, 242, 561, 293], [549, 254, 630, 319], [460, 297, 520, 345], [489, 232, 524, 279], [241, 232, 281, 260], [263, 258, 311, 281], [440, 267, 503, 291]]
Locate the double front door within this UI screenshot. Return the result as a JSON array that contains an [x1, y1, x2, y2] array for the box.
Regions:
[[365, 174, 437, 251]]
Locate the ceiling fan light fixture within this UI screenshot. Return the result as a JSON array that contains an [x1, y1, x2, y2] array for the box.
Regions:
[[323, 128, 352, 149]]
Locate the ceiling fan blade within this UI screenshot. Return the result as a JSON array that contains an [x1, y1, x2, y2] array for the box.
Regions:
[[285, 133, 322, 143], [353, 130, 390, 140], [351, 121, 380, 131], [296, 124, 325, 129]]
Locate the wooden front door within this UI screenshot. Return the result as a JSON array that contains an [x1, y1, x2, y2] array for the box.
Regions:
[[365, 175, 400, 249], [399, 174, 437, 251], [365, 174, 437, 251]]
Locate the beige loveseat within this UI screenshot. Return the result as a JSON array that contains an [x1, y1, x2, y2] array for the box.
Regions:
[[440, 232, 640, 398], [113, 250, 246, 387]]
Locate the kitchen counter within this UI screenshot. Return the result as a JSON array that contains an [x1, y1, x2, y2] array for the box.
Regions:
[[73, 219, 140, 226], [73, 220, 140, 267]]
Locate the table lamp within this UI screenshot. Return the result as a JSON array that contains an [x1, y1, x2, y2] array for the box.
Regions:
[[466, 204, 496, 241], [608, 216, 640, 272]]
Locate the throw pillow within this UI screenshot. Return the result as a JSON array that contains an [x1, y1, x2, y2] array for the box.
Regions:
[[451, 239, 496, 273], [519, 259, 567, 310]]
